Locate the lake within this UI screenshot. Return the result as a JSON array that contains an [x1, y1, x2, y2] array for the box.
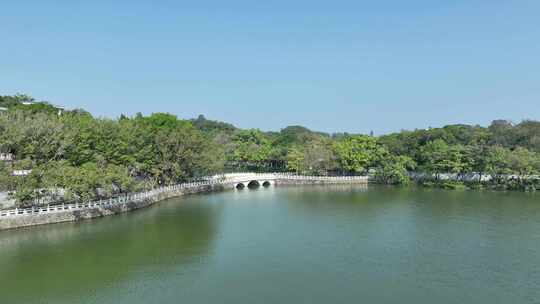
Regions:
[[0, 185, 539, 304]]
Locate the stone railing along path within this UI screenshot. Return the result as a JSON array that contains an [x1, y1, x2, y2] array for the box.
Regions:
[[0, 173, 368, 230]]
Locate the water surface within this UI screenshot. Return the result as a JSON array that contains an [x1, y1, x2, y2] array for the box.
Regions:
[[0, 185, 539, 303]]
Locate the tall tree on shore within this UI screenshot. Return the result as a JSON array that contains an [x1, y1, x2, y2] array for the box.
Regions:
[[333, 135, 382, 174]]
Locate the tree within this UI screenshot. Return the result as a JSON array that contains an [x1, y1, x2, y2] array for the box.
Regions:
[[3, 93, 540, 203], [420, 140, 466, 179], [507, 147, 538, 177], [0, 162, 14, 192], [302, 139, 337, 175], [286, 139, 337, 175], [333, 135, 382, 174], [374, 153, 415, 185], [286, 146, 305, 174], [231, 129, 272, 162], [483, 146, 511, 182]]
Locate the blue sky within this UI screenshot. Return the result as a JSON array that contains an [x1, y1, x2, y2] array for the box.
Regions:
[[1, 0, 539, 134]]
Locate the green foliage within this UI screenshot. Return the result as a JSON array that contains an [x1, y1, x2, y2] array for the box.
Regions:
[[191, 114, 236, 134], [0, 98, 223, 205], [274, 126, 328, 147], [483, 146, 512, 179], [0, 94, 63, 116], [380, 123, 540, 190], [286, 146, 305, 173], [9, 170, 42, 205], [333, 135, 382, 174], [302, 139, 337, 175], [507, 147, 537, 176], [286, 139, 337, 175], [374, 153, 415, 185], [231, 129, 272, 162], [37, 161, 137, 202], [2, 93, 540, 205], [420, 140, 469, 177], [0, 162, 10, 191], [439, 181, 468, 190], [0, 94, 35, 108]]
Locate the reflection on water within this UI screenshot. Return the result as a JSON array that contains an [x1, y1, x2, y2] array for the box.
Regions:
[[0, 196, 221, 304], [0, 186, 539, 304]]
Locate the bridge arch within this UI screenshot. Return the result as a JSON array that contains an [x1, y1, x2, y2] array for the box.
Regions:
[[247, 180, 260, 188], [234, 180, 273, 190]]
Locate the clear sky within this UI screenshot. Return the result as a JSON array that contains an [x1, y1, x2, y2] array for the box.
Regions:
[[1, 0, 539, 134]]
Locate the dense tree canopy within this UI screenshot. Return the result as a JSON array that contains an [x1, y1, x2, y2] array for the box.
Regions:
[[333, 135, 382, 174], [1, 94, 539, 206], [0, 98, 221, 205]]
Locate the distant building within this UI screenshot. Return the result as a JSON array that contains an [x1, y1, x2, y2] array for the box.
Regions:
[[20, 101, 66, 115], [0, 153, 14, 161], [0, 107, 7, 112], [55, 105, 65, 116], [12, 170, 32, 176]]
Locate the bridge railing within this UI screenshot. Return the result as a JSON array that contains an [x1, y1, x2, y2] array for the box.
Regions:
[[224, 172, 369, 182], [275, 174, 368, 181], [0, 173, 368, 218], [0, 178, 222, 218]]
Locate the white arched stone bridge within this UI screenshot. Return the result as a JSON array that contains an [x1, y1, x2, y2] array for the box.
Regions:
[[218, 173, 368, 190], [221, 173, 278, 189]]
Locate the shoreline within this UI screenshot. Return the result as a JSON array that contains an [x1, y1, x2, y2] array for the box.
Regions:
[[0, 174, 368, 231]]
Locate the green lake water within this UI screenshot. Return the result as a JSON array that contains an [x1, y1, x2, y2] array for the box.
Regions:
[[0, 185, 539, 304]]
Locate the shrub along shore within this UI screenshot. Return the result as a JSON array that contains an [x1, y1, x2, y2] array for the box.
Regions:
[[1, 94, 539, 208]]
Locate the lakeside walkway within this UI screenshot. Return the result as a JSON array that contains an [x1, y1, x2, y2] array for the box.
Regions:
[[0, 173, 368, 229]]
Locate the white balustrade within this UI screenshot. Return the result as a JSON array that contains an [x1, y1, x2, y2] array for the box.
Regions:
[[0, 173, 367, 218]]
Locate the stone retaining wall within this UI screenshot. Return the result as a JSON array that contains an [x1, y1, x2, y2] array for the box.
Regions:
[[0, 175, 367, 231], [0, 184, 225, 231], [274, 178, 369, 186]]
